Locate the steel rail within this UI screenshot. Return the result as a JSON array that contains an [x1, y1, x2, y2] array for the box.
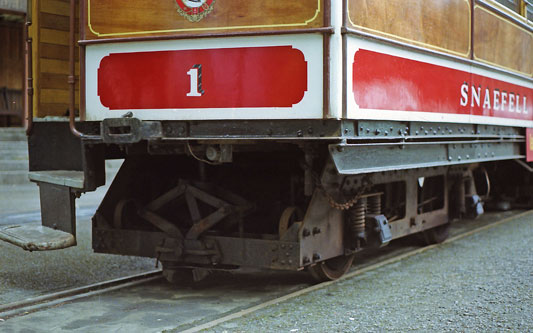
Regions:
[[182, 210, 533, 333], [0, 270, 162, 320]]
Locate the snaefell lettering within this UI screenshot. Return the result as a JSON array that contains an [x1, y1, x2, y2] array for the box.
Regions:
[[459, 83, 529, 114]]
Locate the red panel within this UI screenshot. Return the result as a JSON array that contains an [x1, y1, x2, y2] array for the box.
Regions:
[[527, 128, 533, 162], [353, 50, 533, 121], [98, 46, 307, 110]]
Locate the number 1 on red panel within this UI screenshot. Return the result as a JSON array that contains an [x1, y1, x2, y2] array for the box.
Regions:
[[187, 64, 205, 97]]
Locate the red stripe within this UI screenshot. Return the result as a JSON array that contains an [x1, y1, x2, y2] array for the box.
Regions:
[[353, 50, 532, 121], [98, 46, 308, 110]]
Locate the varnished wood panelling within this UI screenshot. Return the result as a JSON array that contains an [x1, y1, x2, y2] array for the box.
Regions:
[[41, 28, 70, 46], [347, 0, 471, 57], [0, 21, 23, 90], [41, 43, 79, 61], [474, 6, 532, 76], [39, 103, 70, 116], [40, 73, 78, 90], [86, 0, 323, 39], [40, 59, 79, 77], [41, 89, 79, 104], [41, 0, 78, 17], [32, 0, 81, 117], [40, 13, 77, 31]]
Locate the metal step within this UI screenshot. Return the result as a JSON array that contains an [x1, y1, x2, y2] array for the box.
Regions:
[[0, 224, 76, 251], [28, 170, 84, 189]]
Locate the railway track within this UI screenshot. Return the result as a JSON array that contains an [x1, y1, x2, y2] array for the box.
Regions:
[[0, 210, 529, 331], [0, 270, 162, 320]]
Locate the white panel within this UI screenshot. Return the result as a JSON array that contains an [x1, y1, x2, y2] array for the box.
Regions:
[[345, 36, 533, 128], [86, 34, 323, 121]]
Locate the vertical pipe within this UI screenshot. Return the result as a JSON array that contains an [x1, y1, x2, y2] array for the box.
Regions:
[[68, 0, 98, 139], [79, 0, 87, 120], [25, 0, 33, 136], [69, 0, 82, 137]]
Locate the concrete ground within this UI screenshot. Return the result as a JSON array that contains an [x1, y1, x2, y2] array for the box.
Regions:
[[0, 183, 155, 305]]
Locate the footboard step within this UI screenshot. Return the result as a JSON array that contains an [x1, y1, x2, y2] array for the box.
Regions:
[[0, 224, 76, 251], [28, 170, 84, 189]]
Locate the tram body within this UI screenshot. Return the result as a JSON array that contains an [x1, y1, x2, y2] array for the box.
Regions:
[[1, 0, 532, 281]]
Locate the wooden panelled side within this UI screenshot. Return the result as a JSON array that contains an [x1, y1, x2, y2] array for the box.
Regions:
[[473, 6, 533, 77], [0, 20, 24, 90], [85, 0, 323, 39], [32, 0, 80, 117], [347, 0, 471, 57]]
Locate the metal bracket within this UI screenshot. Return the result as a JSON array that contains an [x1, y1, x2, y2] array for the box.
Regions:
[[366, 214, 392, 247], [330, 140, 523, 175], [101, 118, 162, 144]]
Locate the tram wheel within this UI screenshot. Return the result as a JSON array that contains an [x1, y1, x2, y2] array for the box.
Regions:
[[421, 223, 450, 245], [278, 206, 303, 240], [308, 254, 355, 282]]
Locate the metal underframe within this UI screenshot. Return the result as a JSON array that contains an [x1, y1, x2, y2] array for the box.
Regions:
[[92, 228, 301, 270], [332, 166, 451, 240], [92, 164, 453, 270], [22, 119, 528, 271], [94, 118, 525, 142]]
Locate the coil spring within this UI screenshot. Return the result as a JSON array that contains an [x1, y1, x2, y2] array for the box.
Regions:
[[347, 197, 366, 240], [367, 195, 382, 215]]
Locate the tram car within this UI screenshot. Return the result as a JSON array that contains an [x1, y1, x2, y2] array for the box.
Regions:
[[1, 0, 532, 282]]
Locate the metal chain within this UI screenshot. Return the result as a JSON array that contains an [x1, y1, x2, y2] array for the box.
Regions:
[[304, 162, 371, 211], [323, 187, 369, 211], [326, 192, 360, 210]]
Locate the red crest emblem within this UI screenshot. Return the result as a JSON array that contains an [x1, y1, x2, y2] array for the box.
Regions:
[[175, 0, 216, 22]]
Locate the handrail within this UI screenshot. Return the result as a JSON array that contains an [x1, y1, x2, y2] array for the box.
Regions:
[[25, 0, 33, 136], [69, 0, 99, 140]]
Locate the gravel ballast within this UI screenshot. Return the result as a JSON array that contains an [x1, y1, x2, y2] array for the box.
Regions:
[[210, 212, 533, 332]]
